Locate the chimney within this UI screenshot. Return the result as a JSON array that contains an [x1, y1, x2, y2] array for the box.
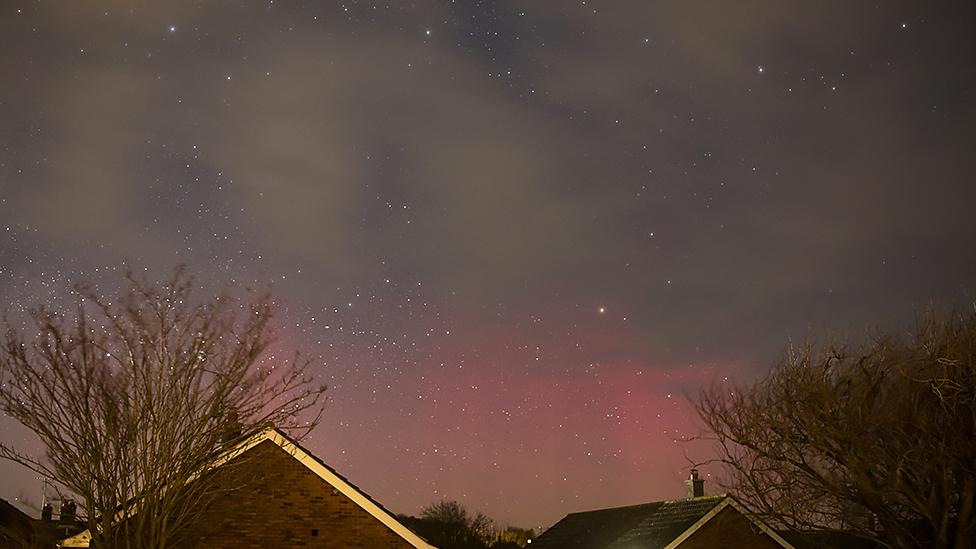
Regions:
[[59, 500, 76, 523], [41, 503, 53, 522], [221, 408, 242, 445], [685, 469, 705, 498]]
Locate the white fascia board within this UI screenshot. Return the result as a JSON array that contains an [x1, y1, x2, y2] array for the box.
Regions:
[[662, 496, 797, 549], [245, 428, 438, 549], [61, 428, 437, 549], [724, 498, 797, 549]]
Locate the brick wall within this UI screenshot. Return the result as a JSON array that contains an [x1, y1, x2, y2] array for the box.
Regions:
[[678, 506, 784, 549], [172, 439, 418, 549]]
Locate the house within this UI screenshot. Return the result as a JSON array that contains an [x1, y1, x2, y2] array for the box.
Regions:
[[531, 470, 795, 549], [0, 498, 86, 549], [0, 498, 33, 549], [60, 427, 436, 548]]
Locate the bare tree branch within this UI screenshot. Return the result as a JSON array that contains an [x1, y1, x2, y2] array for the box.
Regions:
[[0, 267, 328, 549], [693, 307, 976, 549]]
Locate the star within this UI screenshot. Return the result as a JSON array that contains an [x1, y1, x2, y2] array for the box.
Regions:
[[168, 25, 177, 33]]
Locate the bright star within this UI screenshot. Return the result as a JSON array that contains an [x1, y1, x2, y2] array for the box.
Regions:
[[168, 25, 177, 33]]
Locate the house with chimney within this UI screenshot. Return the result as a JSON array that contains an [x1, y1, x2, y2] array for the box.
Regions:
[[59, 427, 436, 548], [530, 470, 797, 549], [0, 498, 85, 549]]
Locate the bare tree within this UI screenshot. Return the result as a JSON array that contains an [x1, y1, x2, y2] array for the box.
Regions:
[[0, 268, 327, 549], [421, 500, 494, 537], [695, 307, 976, 549], [401, 500, 494, 548]]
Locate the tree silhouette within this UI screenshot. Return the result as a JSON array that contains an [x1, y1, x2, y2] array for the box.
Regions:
[[695, 307, 976, 549], [401, 500, 493, 549], [0, 267, 327, 549]]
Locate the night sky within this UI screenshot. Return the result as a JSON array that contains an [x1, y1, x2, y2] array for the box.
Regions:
[[2, 0, 976, 531]]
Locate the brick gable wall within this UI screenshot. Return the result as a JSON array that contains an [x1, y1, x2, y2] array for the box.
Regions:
[[171, 439, 417, 549], [678, 506, 784, 549]]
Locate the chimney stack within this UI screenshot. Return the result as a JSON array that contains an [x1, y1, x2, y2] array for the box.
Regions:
[[59, 500, 76, 523], [685, 469, 705, 498], [221, 408, 242, 446]]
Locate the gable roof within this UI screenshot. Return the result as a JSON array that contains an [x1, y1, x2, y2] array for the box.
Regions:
[[532, 494, 796, 549], [60, 427, 436, 549], [530, 496, 724, 549], [224, 427, 437, 548]]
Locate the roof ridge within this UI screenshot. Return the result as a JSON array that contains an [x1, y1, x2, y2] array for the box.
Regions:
[[567, 494, 728, 516], [261, 427, 392, 516]]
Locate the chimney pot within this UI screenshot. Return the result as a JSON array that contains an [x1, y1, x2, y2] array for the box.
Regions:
[[685, 469, 705, 498]]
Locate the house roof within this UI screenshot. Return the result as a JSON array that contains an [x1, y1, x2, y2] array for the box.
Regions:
[[779, 530, 885, 549], [235, 427, 437, 549], [60, 427, 437, 549], [531, 494, 796, 549], [0, 497, 35, 543]]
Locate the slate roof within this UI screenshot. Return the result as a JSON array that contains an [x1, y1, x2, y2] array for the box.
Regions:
[[531, 495, 726, 549]]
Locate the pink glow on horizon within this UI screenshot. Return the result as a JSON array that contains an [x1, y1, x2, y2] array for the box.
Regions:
[[306, 341, 748, 528]]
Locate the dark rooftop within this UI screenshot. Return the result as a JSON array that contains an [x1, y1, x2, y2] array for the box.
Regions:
[[531, 495, 726, 549]]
